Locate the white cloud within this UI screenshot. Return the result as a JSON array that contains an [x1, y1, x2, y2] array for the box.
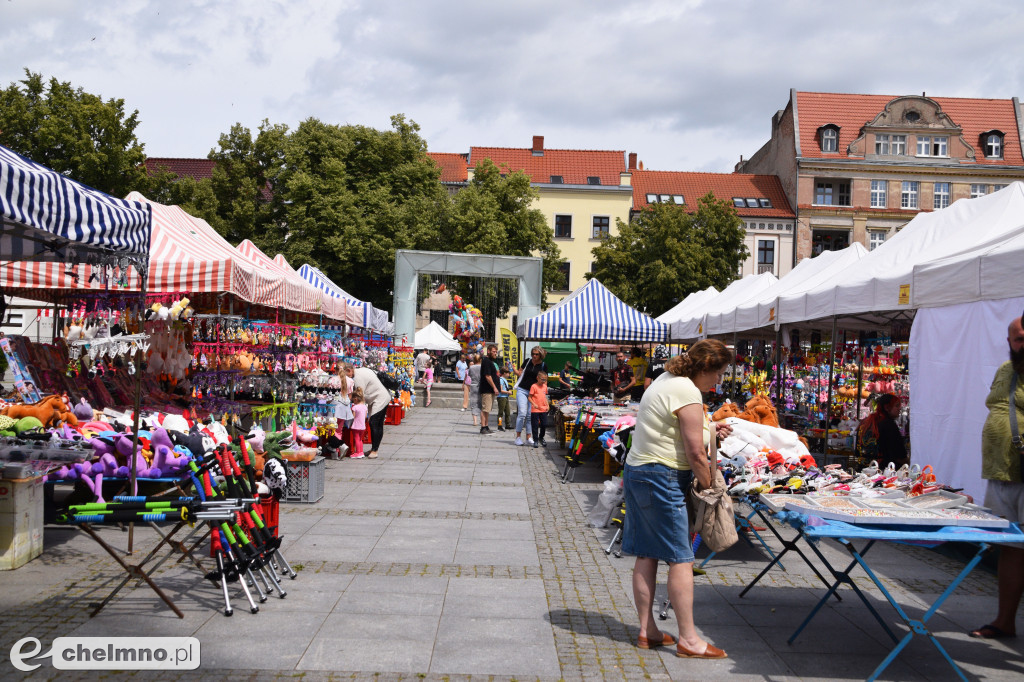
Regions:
[[1, 0, 1023, 171]]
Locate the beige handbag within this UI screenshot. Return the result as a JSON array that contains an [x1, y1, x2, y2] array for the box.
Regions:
[[690, 430, 739, 553]]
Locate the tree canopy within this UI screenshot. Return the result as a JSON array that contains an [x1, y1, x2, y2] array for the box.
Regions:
[[0, 70, 148, 197], [588, 193, 747, 315]]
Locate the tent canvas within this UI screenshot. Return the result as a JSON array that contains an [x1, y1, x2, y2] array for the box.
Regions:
[[776, 183, 1024, 327], [671, 272, 778, 340], [706, 244, 869, 337], [517, 278, 667, 344], [414, 321, 462, 352], [271, 253, 346, 322], [1, 144, 151, 291], [656, 286, 718, 324], [297, 263, 375, 329]]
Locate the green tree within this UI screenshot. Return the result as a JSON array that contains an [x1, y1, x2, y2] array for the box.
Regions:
[[143, 165, 223, 231], [446, 158, 563, 308], [0, 70, 148, 197], [589, 192, 747, 315]]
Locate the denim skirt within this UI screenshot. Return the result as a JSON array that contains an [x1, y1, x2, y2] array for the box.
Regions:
[[622, 462, 695, 564]]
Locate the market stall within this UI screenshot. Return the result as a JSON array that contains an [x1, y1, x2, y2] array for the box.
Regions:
[[414, 320, 462, 352], [669, 272, 777, 341]]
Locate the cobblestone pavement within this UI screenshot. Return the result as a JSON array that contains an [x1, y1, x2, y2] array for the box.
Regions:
[[1, 406, 1022, 681]]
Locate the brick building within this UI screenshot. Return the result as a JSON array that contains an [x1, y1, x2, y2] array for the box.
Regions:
[[737, 89, 1024, 262]]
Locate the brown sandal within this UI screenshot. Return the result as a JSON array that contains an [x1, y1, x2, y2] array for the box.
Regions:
[[637, 632, 676, 649], [676, 641, 728, 659]]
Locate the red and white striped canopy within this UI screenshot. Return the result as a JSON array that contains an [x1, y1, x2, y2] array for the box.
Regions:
[[235, 240, 341, 319]]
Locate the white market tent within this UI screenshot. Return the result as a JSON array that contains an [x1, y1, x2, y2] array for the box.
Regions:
[[414, 321, 462, 352], [655, 286, 718, 325], [775, 183, 1024, 329], [518, 278, 667, 344], [705, 244, 869, 337], [671, 272, 777, 341], [906, 182, 1024, 504]]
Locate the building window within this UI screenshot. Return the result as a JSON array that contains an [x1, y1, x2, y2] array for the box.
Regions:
[[812, 229, 850, 256], [992, 184, 1008, 192], [757, 240, 775, 273], [549, 175, 563, 184], [869, 231, 887, 251], [820, 126, 839, 152], [870, 180, 887, 208], [985, 133, 1004, 159], [672, 195, 685, 204], [815, 180, 851, 206], [592, 216, 610, 239], [744, 198, 758, 208], [587, 176, 601, 185], [554, 262, 570, 291], [645, 193, 658, 203], [875, 133, 907, 155], [659, 194, 671, 203], [916, 136, 948, 157], [590, 261, 597, 273], [554, 214, 572, 238], [971, 184, 988, 199], [1, 312, 24, 327], [759, 198, 772, 208], [933, 182, 950, 210], [733, 197, 746, 208], [901, 181, 919, 209]]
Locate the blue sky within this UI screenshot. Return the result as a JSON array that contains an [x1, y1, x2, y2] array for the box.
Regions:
[[2, 0, 1022, 173]]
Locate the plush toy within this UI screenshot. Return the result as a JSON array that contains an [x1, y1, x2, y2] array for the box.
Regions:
[[263, 458, 287, 500], [712, 401, 742, 422], [1, 394, 79, 427], [73, 398, 94, 422], [171, 424, 214, 459]]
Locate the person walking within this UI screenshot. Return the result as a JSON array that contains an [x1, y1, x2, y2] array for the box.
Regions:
[[456, 353, 469, 411], [467, 353, 482, 427], [513, 346, 548, 446], [422, 353, 436, 408], [342, 362, 390, 459], [529, 371, 549, 448], [478, 344, 500, 434], [623, 339, 733, 659], [496, 367, 512, 431]]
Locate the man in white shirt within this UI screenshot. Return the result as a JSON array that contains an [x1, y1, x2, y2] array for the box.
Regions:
[[415, 349, 431, 381]]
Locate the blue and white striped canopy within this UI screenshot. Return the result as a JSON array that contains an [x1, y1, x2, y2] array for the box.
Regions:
[[297, 263, 379, 330], [518, 278, 667, 343], [0, 144, 151, 271]]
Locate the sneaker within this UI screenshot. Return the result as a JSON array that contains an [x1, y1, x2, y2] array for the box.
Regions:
[[539, 439, 547, 447], [497, 425, 505, 431], [460, 407, 467, 412], [533, 440, 539, 448], [350, 453, 365, 459], [480, 426, 488, 434], [527, 438, 535, 447], [515, 437, 524, 446]]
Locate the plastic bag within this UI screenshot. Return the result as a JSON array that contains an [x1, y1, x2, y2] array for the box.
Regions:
[[588, 478, 624, 528]]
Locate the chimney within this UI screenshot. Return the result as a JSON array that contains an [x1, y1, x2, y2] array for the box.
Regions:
[[532, 135, 544, 156], [628, 152, 637, 170]]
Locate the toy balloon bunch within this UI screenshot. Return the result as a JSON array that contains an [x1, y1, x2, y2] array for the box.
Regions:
[[449, 294, 485, 352]]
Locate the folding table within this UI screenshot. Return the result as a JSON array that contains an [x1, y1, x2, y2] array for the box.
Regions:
[[788, 517, 1024, 682]]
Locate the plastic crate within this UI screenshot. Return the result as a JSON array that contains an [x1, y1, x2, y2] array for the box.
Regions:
[[284, 456, 325, 504], [258, 496, 279, 537]]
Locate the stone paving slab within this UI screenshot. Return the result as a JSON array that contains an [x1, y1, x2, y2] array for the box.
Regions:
[[3, 406, 1024, 682]]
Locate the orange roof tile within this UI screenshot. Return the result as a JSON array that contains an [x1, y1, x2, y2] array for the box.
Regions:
[[469, 146, 625, 185], [795, 92, 1022, 165], [631, 170, 794, 217], [426, 152, 468, 183], [144, 157, 216, 181]]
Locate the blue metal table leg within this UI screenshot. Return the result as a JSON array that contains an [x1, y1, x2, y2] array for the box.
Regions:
[[741, 509, 839, 600]]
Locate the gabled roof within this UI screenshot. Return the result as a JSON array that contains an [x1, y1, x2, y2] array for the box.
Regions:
[[144, 157, 216, 181], [468, 146, 625, 185], [795, 92, 1023, 165], [631, 170, 794, 217], [426, 152, 469, 183]]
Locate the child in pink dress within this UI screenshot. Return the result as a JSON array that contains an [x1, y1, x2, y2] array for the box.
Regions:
[[350, 388, 368, 459]]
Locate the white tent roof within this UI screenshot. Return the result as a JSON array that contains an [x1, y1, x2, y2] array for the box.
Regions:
[[705, 244, 869, 336], [656, 286, 719, 324], [671, 273, 777, 340], [414, 321, 462, 352], [776, 182, 1024, 327]]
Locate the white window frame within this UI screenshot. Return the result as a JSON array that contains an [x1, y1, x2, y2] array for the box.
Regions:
[[901, 181, 919, 209], [971, 184, 988, 199], [591, 215, 610, 240], [875, 134, 890, 155], [821, 127, 838, 152], [933, 136, 948, 156], [933, 182, 950, 210], [870, 180, 887, 208], [986, 133, 1003, 158], [891, 134, 907, 155], [916, 136, 931, 156], [868, 231, 887, 251], [992, 184, 1008, 192]]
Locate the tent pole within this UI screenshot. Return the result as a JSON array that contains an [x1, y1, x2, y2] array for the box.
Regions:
[[126, 267, 148, 554], [824, 316, 838, 463], [775, 328, 783, 409], [854, 336, 865, 454]]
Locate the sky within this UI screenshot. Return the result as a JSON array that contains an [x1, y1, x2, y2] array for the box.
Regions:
[[3, 0, 1024, 174]]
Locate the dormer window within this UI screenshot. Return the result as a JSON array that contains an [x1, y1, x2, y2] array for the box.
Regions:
[[645, 193, 658, 204], [759, 198, 772, 208], [982, 131, 1004, 159], [904, 110, 921, 123], [587, 176, 601, 185], [733, 198, 745, 208], [549, 175, 563, 184], [819, 125, 840, 153]]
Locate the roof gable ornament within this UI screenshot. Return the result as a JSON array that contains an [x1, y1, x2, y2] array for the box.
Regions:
[[847, 95, 974, 160]]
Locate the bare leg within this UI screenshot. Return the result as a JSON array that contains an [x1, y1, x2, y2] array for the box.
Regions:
[[462, 385, 469, 409], [632, 557, 669, 640], [665, 561, 709, 651], [991, 545, 1024, 635]]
